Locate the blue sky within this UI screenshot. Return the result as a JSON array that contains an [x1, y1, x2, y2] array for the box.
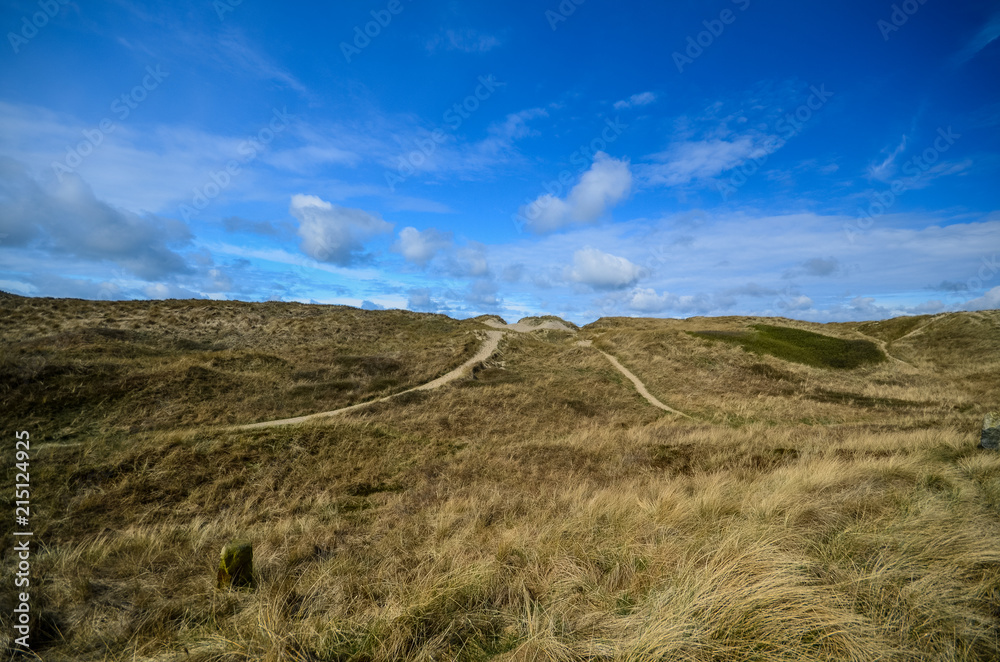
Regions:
[[1, 0, 999, 323]]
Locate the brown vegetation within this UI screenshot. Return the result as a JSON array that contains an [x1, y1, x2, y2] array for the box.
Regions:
[[2, 296, 999, 661]]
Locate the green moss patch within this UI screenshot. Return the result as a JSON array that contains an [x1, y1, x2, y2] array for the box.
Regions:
[[690, 325, 886, 369]]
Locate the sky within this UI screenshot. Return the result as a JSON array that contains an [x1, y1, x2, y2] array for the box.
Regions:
[[1, 0, 999, 324]]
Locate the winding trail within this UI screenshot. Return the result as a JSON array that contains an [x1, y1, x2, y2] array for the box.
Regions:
[[235, 331, 503, 430], [853, 330, 916, 370], [577, 340, 690, 418], [234, 318, 689, 430]]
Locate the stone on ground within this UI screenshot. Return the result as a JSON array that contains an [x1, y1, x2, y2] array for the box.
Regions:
[[217, 540, 254, 589], [981, 412, 1000, 450]]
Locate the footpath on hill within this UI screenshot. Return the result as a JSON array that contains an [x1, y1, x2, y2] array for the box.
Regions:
[[234, 319, 687, 430]]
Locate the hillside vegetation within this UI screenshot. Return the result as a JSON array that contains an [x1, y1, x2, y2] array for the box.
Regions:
[[689, 324, 887, 369], [2, 295, 1000, 662], [0, 296, 482, 437]]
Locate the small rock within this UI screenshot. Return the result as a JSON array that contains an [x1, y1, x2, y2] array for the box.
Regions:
[[980, 412, 1000, 450], [217, 540, 254, 589]]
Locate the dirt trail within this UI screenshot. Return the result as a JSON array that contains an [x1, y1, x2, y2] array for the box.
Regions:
[[483, 318, 575, 333], [577, 340, 690, 417], [235, 331, 503, 430], [235, 317, 688, 430], [853, 330, 917, 370]]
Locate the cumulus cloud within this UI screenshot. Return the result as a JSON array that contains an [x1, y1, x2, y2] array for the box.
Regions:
[[569, 247, 645, 290], [963, 285, 1000, 311], [778, 294, 814, 311], [15, 274, 123, 300], [144, 283, 204, 299], [629, 287, 675, 312], [205, 268, 234, 292], [447, 242, 490, 277], [0, 158, 191, 280], [614, 91, 657, 110], [519, 152, 632, 233], [407, 288, 436, 312], [627, 287, 733, 315], [392, 226, 453, 266], [466, 279, 500, 308], [290, 194, 392, 265]]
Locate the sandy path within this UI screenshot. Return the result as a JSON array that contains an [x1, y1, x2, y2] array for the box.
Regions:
[[483, 318, 575, 333], [235, 331, 503, 430], [234, 318, 688, 430], [585, 342, 690, 418]]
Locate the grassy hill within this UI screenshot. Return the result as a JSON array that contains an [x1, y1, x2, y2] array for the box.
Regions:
[[2, 296, 1000, 661]]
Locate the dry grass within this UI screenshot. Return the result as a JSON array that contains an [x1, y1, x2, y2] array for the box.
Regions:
[[2, 295, 1000, 661], [0, 296, 483, 436]]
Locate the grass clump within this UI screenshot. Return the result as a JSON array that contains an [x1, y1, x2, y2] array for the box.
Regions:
[[3, 297, 1000, 661], [691, 324, 887, 369]]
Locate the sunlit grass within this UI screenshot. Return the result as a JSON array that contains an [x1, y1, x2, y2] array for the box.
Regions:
[[2, 295, 999, 660]]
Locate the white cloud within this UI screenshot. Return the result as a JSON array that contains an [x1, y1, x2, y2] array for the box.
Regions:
[[265, 144, 360, 172], [213, 31, 310, 96], [629, 287, 675, 312], [144, 282, 204, 299], [466, 279, 500, 308], [205, 268, 234, 292], [449, 242, 490, 277], [614, 92, 657, 110], [487, 108, 548, 143], [520, 152, 632, 233], [627, 287, 737, 315], [0, 159, 192, 280], [569, 247, 645, 289], [407, 288, 435, 311], [392, 227, 453, 266], [867, 135, 908, 182], [640, 136, 772, 187], [290, 194, 393, 265], [900, 158, 974, 190], [964, 286, 1000, 311], [779, 295, 814, 311], [954, 13, 1000, 65]]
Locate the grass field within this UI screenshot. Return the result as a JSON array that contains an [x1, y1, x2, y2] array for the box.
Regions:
[[2, 293, 1000, 661]]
